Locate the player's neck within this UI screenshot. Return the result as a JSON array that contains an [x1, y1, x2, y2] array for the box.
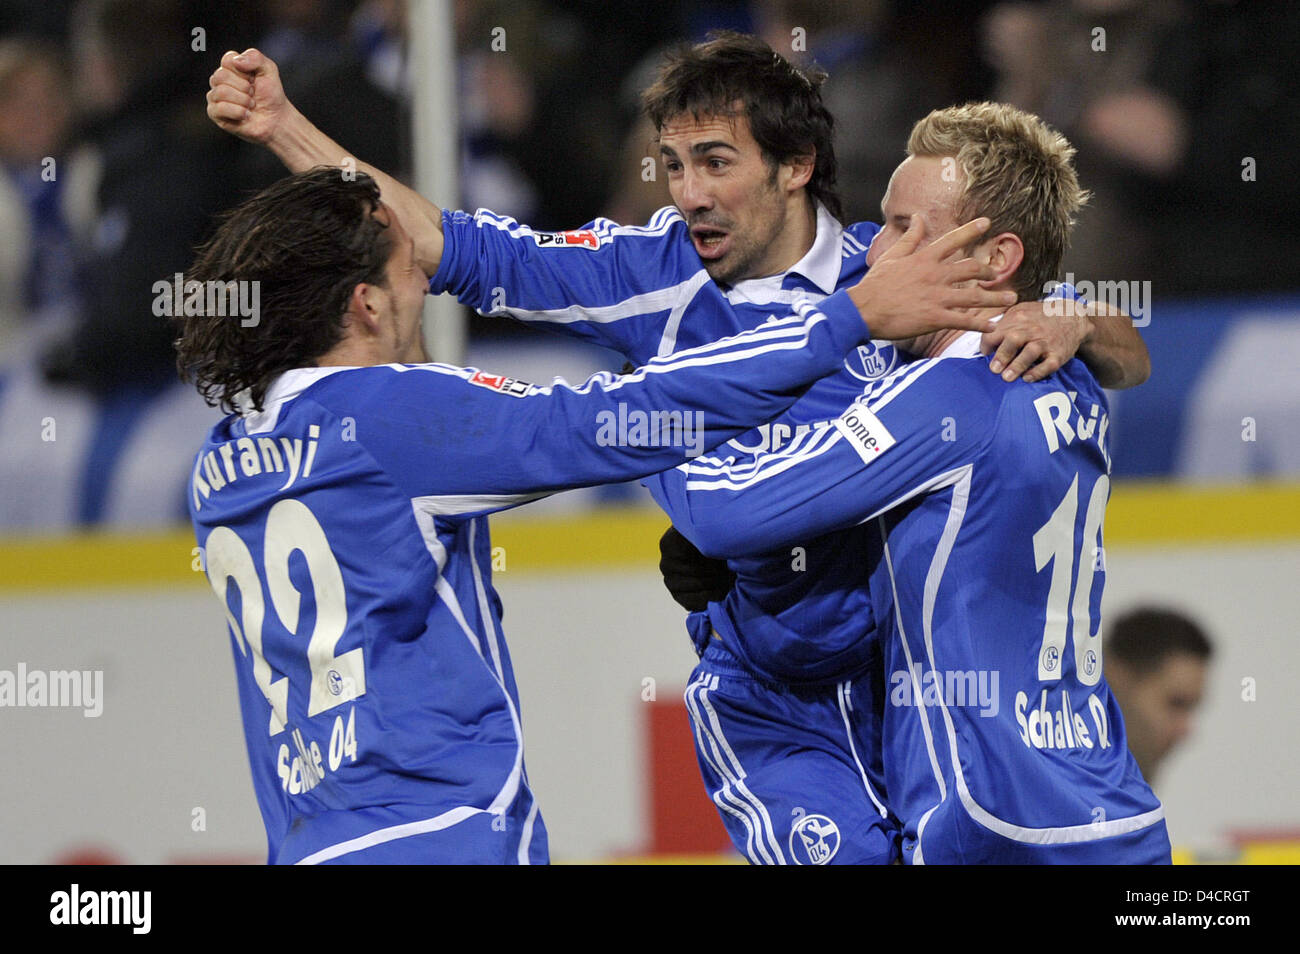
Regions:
[[315, 338, 402, 368], [912, 304, 1009, 359], [914, 328, 966, 359], [750, 195, 818, 281]]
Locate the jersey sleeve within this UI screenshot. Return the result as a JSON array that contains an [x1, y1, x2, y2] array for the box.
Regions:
[[645, 355, 1005, 558], [428, 206, 698, 359], [310, 291, 870, 518]]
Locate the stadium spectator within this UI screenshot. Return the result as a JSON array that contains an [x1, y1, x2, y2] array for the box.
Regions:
[[0, 38, 93, 356], [39, 0, 240, 396], [753, 0, 951, 225], [1105, 606, 1214, 782], [982, 0, 1300, 295], [235, 0, 407, 196], [980, 0, 1184, 290]]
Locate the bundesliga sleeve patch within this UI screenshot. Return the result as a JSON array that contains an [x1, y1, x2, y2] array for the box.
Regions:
[[468, 370, 532, 397], [532, 229, 601, 250], [833, 402, 896, 464]]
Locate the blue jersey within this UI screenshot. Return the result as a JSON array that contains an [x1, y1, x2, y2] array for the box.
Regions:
[[432, 203, 1089, 684], [432, 204, 898, 682], [188, 296, 871, 864], [430, 204, 896, 425], [646, 335, 1167, 854]]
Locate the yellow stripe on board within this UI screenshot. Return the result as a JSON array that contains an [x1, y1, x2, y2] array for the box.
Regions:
[[0, 529, 201, 591], [1105, 481, 1300, 545], [0, 482, 1296, 591]]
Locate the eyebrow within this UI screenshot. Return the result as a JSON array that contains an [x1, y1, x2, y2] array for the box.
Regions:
[[659, 140, 740, 157]]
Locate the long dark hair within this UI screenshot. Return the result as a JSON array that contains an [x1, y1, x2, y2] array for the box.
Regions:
[[175, 168, 394, 413], [641, 31, 842, 221]]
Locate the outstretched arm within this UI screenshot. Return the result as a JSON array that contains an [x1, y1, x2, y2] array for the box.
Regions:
[[647, 357, 1002, 558], [206, 48, 445, 276]]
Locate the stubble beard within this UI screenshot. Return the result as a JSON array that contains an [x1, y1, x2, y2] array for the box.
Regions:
[[703, 202, 786, 288]]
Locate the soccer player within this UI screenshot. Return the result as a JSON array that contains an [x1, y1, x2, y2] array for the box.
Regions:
[[177, 166, 1004, 864], [647, 103, 1172, 864], [205, 33, 1151, 862]]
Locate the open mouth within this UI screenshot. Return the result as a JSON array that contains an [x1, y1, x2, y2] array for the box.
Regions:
[[691, 227, 730, 259]]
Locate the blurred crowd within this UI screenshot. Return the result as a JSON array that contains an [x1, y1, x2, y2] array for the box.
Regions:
[[0, 0, 1296, 529]]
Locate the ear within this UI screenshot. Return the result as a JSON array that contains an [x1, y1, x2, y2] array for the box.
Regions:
[[343, 282, 385, 336], [976, 231, 1025, 289], [782, 150, 815, 193]]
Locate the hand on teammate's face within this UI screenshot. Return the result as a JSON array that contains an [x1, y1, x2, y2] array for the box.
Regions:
[[848, 214, 1015, 341]]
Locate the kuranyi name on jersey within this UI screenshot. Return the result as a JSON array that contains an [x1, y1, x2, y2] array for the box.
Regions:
[[192, 424, 322, 511]]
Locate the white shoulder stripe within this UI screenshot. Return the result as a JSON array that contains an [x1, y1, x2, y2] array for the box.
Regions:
[[472, 207, 682, 241], [683, 429, 845, 492], [500, 272, 707, 326], [684, 424, 841, 484], [657, 270, 712, 356], [411, 491, 550, 517], [688, 421, 834, 475], [841, 233, 867, 256]]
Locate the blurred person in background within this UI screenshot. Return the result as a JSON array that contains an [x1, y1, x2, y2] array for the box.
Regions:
[[0, 38, 95, 356], [237, 0, 405, 189], [752, 0, 950, 225], [454, 0, 682, 231], [39, 0, 240, 396], [453, 0, 542, 222], [1105, 606, 1213, 784], [980, 0, 1182, 288], [982, 0, 1300, 295]]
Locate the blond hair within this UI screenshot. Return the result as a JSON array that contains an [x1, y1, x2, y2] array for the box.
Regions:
[[907, 102, 1090, 301]]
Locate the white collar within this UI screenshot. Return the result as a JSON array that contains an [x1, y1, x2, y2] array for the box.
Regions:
[[934, 314, 1005, 359], [241, 365, 356, 434], [726, 202, 844, 301]]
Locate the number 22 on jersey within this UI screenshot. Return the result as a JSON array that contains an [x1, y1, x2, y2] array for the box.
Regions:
[[202, 499, 367, 736]]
